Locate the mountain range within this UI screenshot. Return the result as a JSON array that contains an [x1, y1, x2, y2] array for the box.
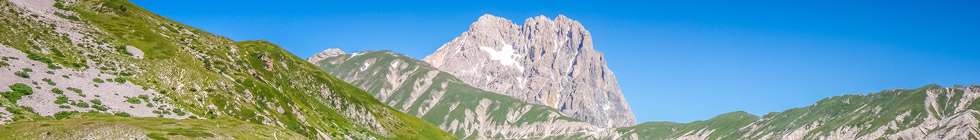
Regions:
[[1, 0, 978, 139]]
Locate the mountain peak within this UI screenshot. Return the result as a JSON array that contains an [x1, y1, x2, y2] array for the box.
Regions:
[[423, 15, 635, 128], [306, 48, 345, 64]]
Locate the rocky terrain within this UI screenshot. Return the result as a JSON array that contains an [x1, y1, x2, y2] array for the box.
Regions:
[[618, 85, 980, 140], [311, 50, 624, 139], [423, 14, 636, 128], [0, 0, 452, 139]]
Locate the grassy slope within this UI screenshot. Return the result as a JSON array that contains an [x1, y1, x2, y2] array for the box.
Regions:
[[617, 111, 759, 140], [620, 85, 980, 139], [316, 51, 585, 139], [0, 113, 307, 139], [0, 0, 452, 139]]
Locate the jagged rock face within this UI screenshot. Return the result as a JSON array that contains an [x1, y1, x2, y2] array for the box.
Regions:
[[423, 14, 635, 127]]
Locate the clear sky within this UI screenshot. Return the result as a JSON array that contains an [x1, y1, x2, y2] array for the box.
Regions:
[[130, 0, 980, 123]]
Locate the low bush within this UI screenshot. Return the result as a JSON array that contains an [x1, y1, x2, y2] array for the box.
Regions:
[[114, 112, 131, 117], [54, 111, 79, 120], [126, 97, 141, 104], [51, 88, 63, 94], [14, 71, 29, 78], [55, 95, 68, 104]]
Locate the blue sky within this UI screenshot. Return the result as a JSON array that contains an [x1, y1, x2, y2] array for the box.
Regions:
[[131, 0, 980, 123]]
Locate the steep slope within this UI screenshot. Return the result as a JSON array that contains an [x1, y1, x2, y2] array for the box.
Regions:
[[0, 0, 452, 139], [619, 85, 980, 140], [311, 50, 622, 139], [423, 14, 635, 128]]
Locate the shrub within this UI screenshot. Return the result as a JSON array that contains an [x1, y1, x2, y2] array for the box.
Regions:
[[54, 95, 68, 104], [74, 102, 89, 108], [47, 63, 62, 69], [67, 87, 82, 93], [126, 97, 141, 104], [22, 68, 31, 72], [9, 83, 33, 95], [0, 61, 8, 67], [115, 77, 126, 84], [14, 71, 29, 78], [51, 88, 63, 94], [90, 99, 102, 105], [92, 78, 104, 83], [27, 53, 52, 63], [1, 92, 24, 103], [42, 78, 55, 86], [146, 103, 154, 107], [92, 105, 108, 111], [53, 111, 78, 120], [113, 112, 131, 117], [138, 95, 149, 100], [173, 109, 187, 116]]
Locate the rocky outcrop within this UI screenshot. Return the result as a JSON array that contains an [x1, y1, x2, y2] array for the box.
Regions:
[[423, 14, 635, 127]]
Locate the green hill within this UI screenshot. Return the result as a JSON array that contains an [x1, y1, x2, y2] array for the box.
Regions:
[[0, 0, 452, 139]]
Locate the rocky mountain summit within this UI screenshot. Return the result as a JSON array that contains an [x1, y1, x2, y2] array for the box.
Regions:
[[306, 48, 345, 64], [423, 14, 635, 128]]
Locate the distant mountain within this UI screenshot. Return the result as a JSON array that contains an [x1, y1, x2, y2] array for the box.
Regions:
[[423, 14, 636, 128], [619, 85, 980, 140], [0, 0, 451, 139], [310, 50, 623, 139]]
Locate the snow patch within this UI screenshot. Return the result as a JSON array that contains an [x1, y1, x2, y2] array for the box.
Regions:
[[479, 41, 524, 71], [554, 93, 562, 108]]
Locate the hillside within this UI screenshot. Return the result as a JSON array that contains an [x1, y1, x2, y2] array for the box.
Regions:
[[618, 85, 980, 139], [0, 0, 452, 139], [311, 50, 622, 139], [0, 113, 307, 139]]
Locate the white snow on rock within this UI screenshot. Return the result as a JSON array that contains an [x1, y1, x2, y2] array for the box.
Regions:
[[479, 42, 524, 71]]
